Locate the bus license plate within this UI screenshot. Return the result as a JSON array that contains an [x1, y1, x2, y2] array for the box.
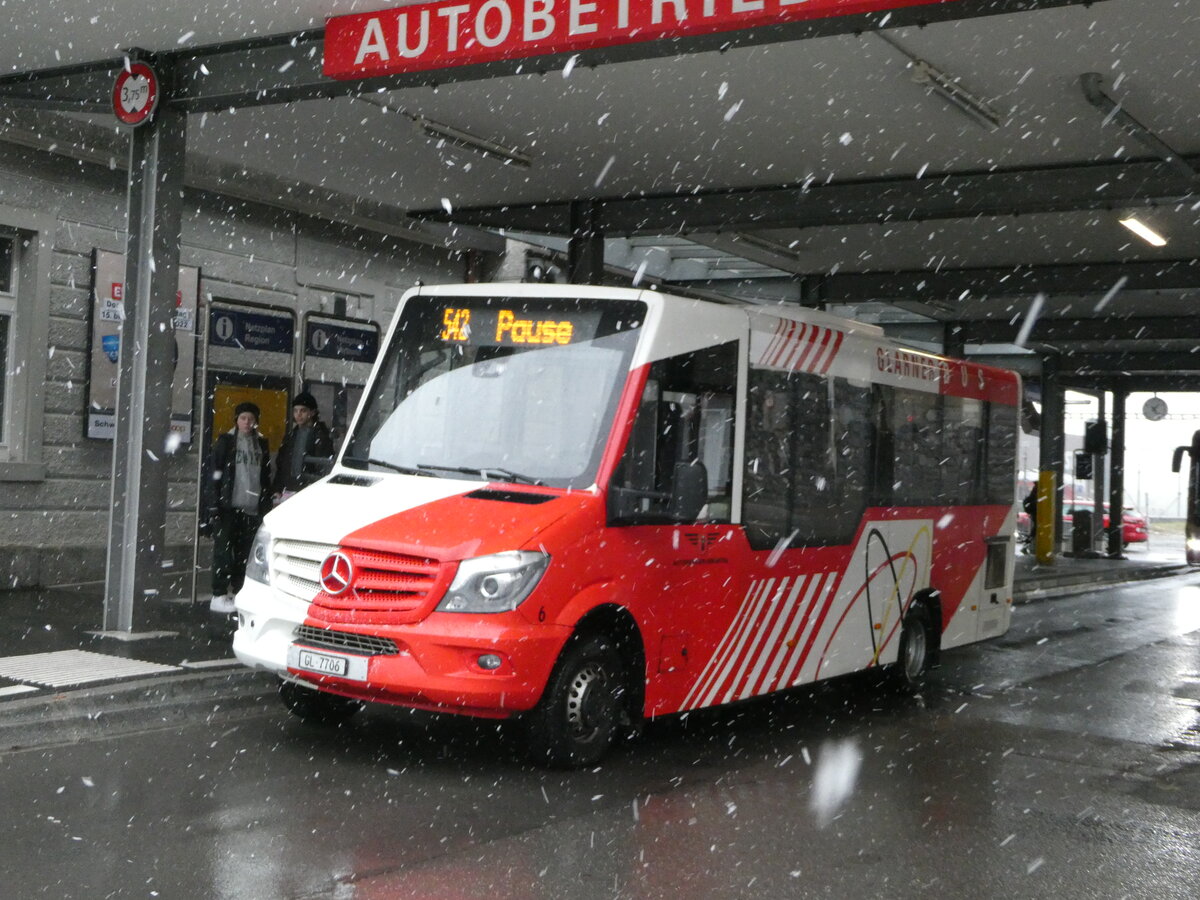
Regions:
[[296, 649, 348, 677]]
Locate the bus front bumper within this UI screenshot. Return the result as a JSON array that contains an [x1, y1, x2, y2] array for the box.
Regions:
[[232, 580, 569, 717]]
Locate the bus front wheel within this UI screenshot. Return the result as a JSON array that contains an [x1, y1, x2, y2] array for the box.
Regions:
[[526, 635, 627, 768]]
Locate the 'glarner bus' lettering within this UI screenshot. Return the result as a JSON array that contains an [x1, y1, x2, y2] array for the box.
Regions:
[[876, 347, 950, 385]]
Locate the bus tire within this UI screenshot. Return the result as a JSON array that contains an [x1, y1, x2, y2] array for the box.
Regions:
[[889, 607, 932, 691], [526, 635, 627, 768], [278, 679, 363, 726]]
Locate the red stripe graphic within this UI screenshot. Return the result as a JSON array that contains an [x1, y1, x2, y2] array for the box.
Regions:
[[794, 325, 828, 372], [762, 319, 789, 366], [737, 575, 811, 700], [767, 572, 836, 692], [817, 330, 845, 374], [702, 577, 780, 707], [781, 323, 811, 371], [750, 574, 826, 697], [779, 569, 845, 688], [724, 577, 797, 704], [682, 570, 843, 710], [770, 321, 799, 368], [759, 322, 845, 376], [683, 579, 772, 709]]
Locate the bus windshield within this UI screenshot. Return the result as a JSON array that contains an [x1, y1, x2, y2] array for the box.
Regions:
[[344, 294, 645, 489]]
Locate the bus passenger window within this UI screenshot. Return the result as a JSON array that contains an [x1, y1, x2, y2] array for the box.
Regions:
[[985, 401, 1018, 504]]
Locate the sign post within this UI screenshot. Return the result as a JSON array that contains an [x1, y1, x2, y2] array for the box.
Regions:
[[104, 58, 187, 632]]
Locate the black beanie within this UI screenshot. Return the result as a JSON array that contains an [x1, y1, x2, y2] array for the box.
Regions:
[[292, 391, 318, 411], [234, 401, 260, 421]]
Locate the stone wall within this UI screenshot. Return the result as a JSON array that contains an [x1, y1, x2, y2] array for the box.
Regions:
[[0, 142, 474, 588]]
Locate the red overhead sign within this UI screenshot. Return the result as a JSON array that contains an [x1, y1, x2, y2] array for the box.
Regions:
[[324, 0, 955, 80]]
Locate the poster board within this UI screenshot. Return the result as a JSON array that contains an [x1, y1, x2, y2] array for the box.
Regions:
[[86, 249, 198, 441], [301, 313, 379, 449], [205, 299, 297, 453]]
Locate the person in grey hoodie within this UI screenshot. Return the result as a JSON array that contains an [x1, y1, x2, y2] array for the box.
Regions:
[[203, 402, 272, 614]]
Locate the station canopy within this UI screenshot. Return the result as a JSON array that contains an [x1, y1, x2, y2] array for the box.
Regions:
[[1, 0, 1198, 390]]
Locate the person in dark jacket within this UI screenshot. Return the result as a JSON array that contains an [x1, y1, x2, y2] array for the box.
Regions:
[[272, 391, 334, 502], [1022, 487, 1038, 553], [203, 401, 272, 614]]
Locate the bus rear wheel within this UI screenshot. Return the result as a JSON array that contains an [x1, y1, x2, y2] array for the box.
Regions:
[[526, 635, 628, 768], [889, 607, 932, 691], [278, 679, 363, 726]]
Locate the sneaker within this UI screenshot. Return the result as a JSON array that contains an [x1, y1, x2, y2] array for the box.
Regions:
[[210, 593, 236, 614]]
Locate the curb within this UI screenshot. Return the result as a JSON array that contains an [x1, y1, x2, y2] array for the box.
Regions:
[[2, 565, 1193, 751], [1014, 564, 1192, 604], [0, 668, 278, 752]]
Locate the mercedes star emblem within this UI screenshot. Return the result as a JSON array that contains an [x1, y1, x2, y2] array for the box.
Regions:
[[319, 551, 354, 595]]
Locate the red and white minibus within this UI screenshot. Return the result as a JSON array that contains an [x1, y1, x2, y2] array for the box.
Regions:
[[232, 284, 1021, 766]]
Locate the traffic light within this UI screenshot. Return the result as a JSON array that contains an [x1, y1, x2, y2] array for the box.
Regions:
[[1083, 420, 1108, 455]]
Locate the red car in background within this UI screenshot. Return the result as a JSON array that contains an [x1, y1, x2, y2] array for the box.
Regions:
[[1017, 504, 1148, 543]]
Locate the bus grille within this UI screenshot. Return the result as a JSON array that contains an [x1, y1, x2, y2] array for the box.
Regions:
[[293, 625, 400, 657], [272, 539, 452, 625], [272, 539, 334, 602]]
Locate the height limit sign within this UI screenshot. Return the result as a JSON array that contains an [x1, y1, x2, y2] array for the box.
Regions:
[[112, 61, 159, 126]]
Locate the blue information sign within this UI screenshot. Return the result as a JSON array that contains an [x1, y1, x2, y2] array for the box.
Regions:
[[210, 308, 294, 353], [305, 320, 379, 363]]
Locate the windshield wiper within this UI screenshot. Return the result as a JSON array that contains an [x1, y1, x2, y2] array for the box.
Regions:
[[415, 463, 545, 486], [342, 456, 440, 477], [480, 467, 545, 486]]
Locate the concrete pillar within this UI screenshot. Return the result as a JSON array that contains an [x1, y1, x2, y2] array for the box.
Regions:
[[104, 81, 187, 632], [799, 275, 824, 309], [1036, 353, 1064, 564], [567, 201, 604, 285], [1107, 389, 1127, 558], [943, 323, 966, 360]]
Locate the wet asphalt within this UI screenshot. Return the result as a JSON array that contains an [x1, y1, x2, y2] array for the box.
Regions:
[[1, 571, 1198, 899]]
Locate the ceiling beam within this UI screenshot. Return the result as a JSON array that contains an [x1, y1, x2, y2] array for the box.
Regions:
[[1058, 373, 1200, 392], [960, 316, 1200, 345], [418, 155, 1199, 237], [819, 259, 1200, 303], [669, 259, 1200, 305], [0, 108, 503, 253], [1057, 351, 1200, 373]]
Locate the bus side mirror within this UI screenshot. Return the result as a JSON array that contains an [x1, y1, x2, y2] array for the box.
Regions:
[[607, 485, 641, 523], [304, 455, 334, 476], [1173, 446, 1188, 474], [669, 462, 708, 522]]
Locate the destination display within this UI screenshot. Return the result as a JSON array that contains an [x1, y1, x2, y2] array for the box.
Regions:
[[437, 305, 601, 347]]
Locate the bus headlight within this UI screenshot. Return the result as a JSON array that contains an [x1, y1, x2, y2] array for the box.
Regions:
[[245, 527, 272, 585], [438, 551, 549, 613]]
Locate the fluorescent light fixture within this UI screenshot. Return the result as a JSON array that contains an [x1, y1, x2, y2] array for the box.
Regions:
[[352, 96, 532, 168], [729, 232, 807, 264], [1118, 216, 1167, 246], [911, 60, 1003, 131], [415, 117, 533, 168], [872, 33, 1004, 132]]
